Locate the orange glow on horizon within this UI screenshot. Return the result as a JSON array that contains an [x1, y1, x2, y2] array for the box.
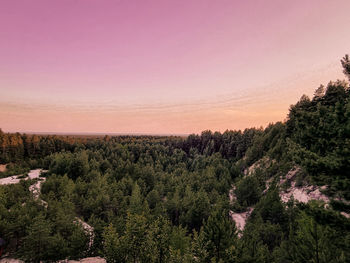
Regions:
[[0, 1, 349, 134]]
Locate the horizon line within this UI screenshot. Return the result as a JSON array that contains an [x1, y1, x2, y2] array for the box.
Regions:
[[1, 130, 190, 137]]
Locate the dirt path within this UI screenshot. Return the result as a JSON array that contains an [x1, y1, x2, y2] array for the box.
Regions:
[[0, 169, 44, 185]]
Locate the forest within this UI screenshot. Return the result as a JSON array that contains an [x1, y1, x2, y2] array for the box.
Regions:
[[0, 55, 350, 262]]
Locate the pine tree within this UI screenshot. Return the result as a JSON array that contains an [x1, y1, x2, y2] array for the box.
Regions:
[[292, 212, 346, 263], [20, 214, 52, 262], [341, 54, 350, 81], [203, 208, 237, 262]]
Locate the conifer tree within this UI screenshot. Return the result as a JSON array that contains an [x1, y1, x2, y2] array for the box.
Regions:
[[203, 208, 237, 262]]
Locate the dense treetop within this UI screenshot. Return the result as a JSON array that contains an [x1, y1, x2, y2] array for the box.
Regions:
[[0, 56, 349, 262]]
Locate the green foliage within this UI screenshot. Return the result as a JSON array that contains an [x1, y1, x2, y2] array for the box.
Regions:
[[234, 176, 261, 208], [286, 79, 350, 198], [1, 54, 350, 262], [290, 212, 348, 263], [202, 208, 238, 262]]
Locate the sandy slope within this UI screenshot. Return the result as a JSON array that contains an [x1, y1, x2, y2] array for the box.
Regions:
[[229, 208, 254, 233], [229, 161, 348, 232]]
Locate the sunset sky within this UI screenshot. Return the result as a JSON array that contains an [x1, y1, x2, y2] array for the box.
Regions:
[[1, 0, 350, 134]]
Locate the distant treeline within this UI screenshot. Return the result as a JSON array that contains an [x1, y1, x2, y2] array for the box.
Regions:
[[0, 128, 261, 164], [0, 55, 349, 262]]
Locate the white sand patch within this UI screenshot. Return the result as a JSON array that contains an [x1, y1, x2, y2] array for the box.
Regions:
[[229, 208, 254, 234], [0, 259, 24, 263], [27, 169, 43, 180], [1, 257, 106, 263], [29, 179, 45, 199], [279, 167, 330, 204], [0, 169, 47, 207], [229, 184, 254, 234], [0, 169, 44, 185], [229, 185, 236, 202], [74, 218, 94, 250], [0, 176, 21, 185], [279, 167, 301, 185], [244, 157, 274, 176], [28, 178, 48, 207], [340, 212, 350, 218], [58, 257, 106, 263]]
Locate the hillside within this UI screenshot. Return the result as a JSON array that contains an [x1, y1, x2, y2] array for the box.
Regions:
[[0, 56, 350, 262]]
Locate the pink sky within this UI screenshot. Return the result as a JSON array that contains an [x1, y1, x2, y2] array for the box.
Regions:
[[1, 0, 349, 134]]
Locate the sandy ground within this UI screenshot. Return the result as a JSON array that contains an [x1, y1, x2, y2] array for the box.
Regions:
[[28, 179, 48, 207], [0, 176, 21, 185], [74, 218, 94, 250], [228, 185, 253, 233], [229, 208, 254, 233], [229, 164, 346, 233], [0, 259, 24, 263], [341, 212, 350, 218], [229, 185, 236, 202], [0, 257, 106, 263], [0, 169, 95, 248], [29, 180, 45, 199], [28, 169, 45, 180], [0, 169, 43, 185], [244, 157, 274, 176], [280, 182, 330, 203], [0, 164, 7, 173], [279, 167, 330, 203], [279, 167, 300, 186], [58, 257, 106, 263]]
